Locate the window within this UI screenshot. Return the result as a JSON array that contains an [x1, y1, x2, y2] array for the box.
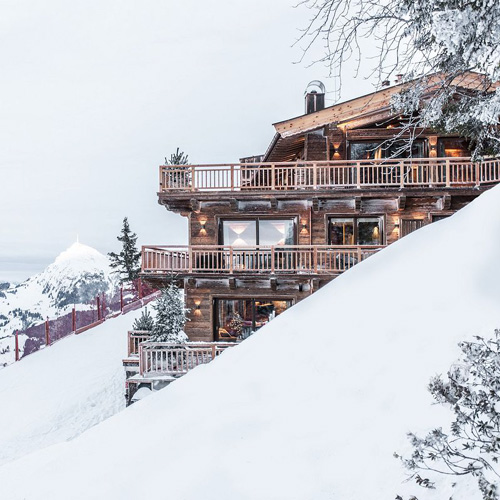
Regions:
[[220, 218, 296, 246], [400, 219, 425, 237], [214, 298, 293, 341], [349, 140, 426, 160], [328, 217, 383, 245], [438, 138, 470, 158], [431, 214, 451, 223]]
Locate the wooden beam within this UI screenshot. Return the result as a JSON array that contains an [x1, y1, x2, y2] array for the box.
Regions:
[[230, 198, 238, 210], [270, 197, 278, 209], [312, 197, 320, 213], [398, 195, 407, 211], [270, 278, 277, 291], [190, 198, 200, 212], [440, 194, 452, 210], [354, 197, 361, 211], [229, 277, 236, 290]]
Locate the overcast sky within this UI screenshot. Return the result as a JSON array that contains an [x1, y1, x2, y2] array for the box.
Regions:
[[0, 0, 375, 282]]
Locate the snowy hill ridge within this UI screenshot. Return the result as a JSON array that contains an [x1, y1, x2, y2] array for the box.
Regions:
[[1, 186, 500, 499], [0, 242, 118, 366]]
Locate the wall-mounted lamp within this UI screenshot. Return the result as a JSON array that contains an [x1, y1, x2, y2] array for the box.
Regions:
[[333, 143, 341, 157], [194, 300, 201, 316], [199, 219, 207, 234], [394, 222, 400, 228], [301, 221, 308, 233]]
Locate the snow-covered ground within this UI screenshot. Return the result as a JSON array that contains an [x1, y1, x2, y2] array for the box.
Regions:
[[2, 186, 500, 499], [0, 308, 146, 467], [0, 242, 118, 366]]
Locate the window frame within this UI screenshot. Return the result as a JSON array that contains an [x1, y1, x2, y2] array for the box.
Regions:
[[326, 215, 385, 246], [218, 216, 298, 246]]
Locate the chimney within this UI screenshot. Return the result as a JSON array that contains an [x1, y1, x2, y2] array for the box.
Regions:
[[382, 80, 391, 88], [305, 81, 326, 114], [395, 74, 404, 84]]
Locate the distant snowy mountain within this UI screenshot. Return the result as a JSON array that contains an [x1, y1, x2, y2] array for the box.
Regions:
[[0, 242, 118, 367]]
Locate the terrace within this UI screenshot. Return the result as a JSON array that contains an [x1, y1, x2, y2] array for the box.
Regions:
[[158, 157, 500, 193], [141, 245, 384, 277]]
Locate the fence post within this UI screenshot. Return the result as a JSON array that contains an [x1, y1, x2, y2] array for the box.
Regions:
[[72, 307, 76, 332], [15, 330, 19, 361], [96, 296, 101, 321], [138, 278, 143, 299], [120, 286, 124, 312], [45, 318, 50, 346], [211, 344, 216, 360], [102, 294, 106, 319]]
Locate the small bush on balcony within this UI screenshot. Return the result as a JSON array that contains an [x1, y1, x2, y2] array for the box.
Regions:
[[164, 148, 190, 188]]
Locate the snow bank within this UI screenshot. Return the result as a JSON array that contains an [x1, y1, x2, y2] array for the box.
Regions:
[[2, 186, 500, 499], [0, 308, 146, 467]]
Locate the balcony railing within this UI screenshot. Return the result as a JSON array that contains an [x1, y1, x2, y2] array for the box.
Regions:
[[141, 245, 384, 275], [159, 157, 500, 192], [139, 342, 235, 377]]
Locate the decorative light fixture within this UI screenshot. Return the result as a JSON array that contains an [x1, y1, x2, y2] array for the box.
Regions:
[[194, 300, 201, 315]]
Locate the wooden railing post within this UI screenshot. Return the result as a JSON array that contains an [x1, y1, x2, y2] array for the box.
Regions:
[[271, 246, 275, 273], [399, 162, 404, 188], [229, 246, 233, 273], [139, 344, 144, 376], [211, 344, 216, 360], [188, 247, 193, 273], [271, 164, 276, 190], [475, 161, 481, 187], [313, 162, 317, 189], [45, 318, 50, 346], [313, 246, 318, 273], [72, 307, 76, 332], [15, 330, 19, 361], [191, 166, 196, 192], [356, 162, 361, 189], [230, 164, 235, 191], [357, 247, 362, 264], [446, 159, 451, 187]]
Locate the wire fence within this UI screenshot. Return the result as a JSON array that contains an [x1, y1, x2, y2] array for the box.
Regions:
[[14, 279, 159, 361]]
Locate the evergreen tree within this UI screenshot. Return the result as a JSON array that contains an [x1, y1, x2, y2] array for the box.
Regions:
[[108, 217, 141, 283], [150, 283, 189, 343], [164, 148, 190, 188], [132, 307, 154, 331]]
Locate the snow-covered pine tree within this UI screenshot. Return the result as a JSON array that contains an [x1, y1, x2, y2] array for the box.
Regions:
[[150, 283, 189, 343], [108, 217, 141, 283], [298, 0, 500, 158], [399, 329, 500, 499], [132, 307, 154, 331]]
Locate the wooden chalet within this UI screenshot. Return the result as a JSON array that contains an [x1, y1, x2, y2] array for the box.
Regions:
[[141, 73, 500, 344]]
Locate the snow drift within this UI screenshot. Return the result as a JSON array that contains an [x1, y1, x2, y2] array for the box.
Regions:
[[2, 186, 500, 499], [0, 308, 147, 467]]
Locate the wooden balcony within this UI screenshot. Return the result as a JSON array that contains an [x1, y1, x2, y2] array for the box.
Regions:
[[139, 341, 236, 377], [141, 245, 384, 276], [159, 157, 500, 193]]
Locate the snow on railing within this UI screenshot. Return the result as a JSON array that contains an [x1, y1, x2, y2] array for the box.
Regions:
[[141, 245, 384, 275], [159, 157, 500, 192], [139, 342, 236, 377], [128, 330, 152, 357]]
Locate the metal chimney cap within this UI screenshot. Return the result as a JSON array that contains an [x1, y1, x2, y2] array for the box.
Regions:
[[305, 80, 326, 95]]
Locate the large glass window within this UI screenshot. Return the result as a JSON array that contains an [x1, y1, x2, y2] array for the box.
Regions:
[[329, 217, 383, 245], [349, 140, 426, 160], [438, 138, 470, 158], [215, 298, 293, 341], [221, 218, 295, 246]]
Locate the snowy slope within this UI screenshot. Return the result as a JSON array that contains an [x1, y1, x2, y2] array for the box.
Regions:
[[0, 242, 118, 366], [0, 308, 147, 467], [2, 186, 500, 499]]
